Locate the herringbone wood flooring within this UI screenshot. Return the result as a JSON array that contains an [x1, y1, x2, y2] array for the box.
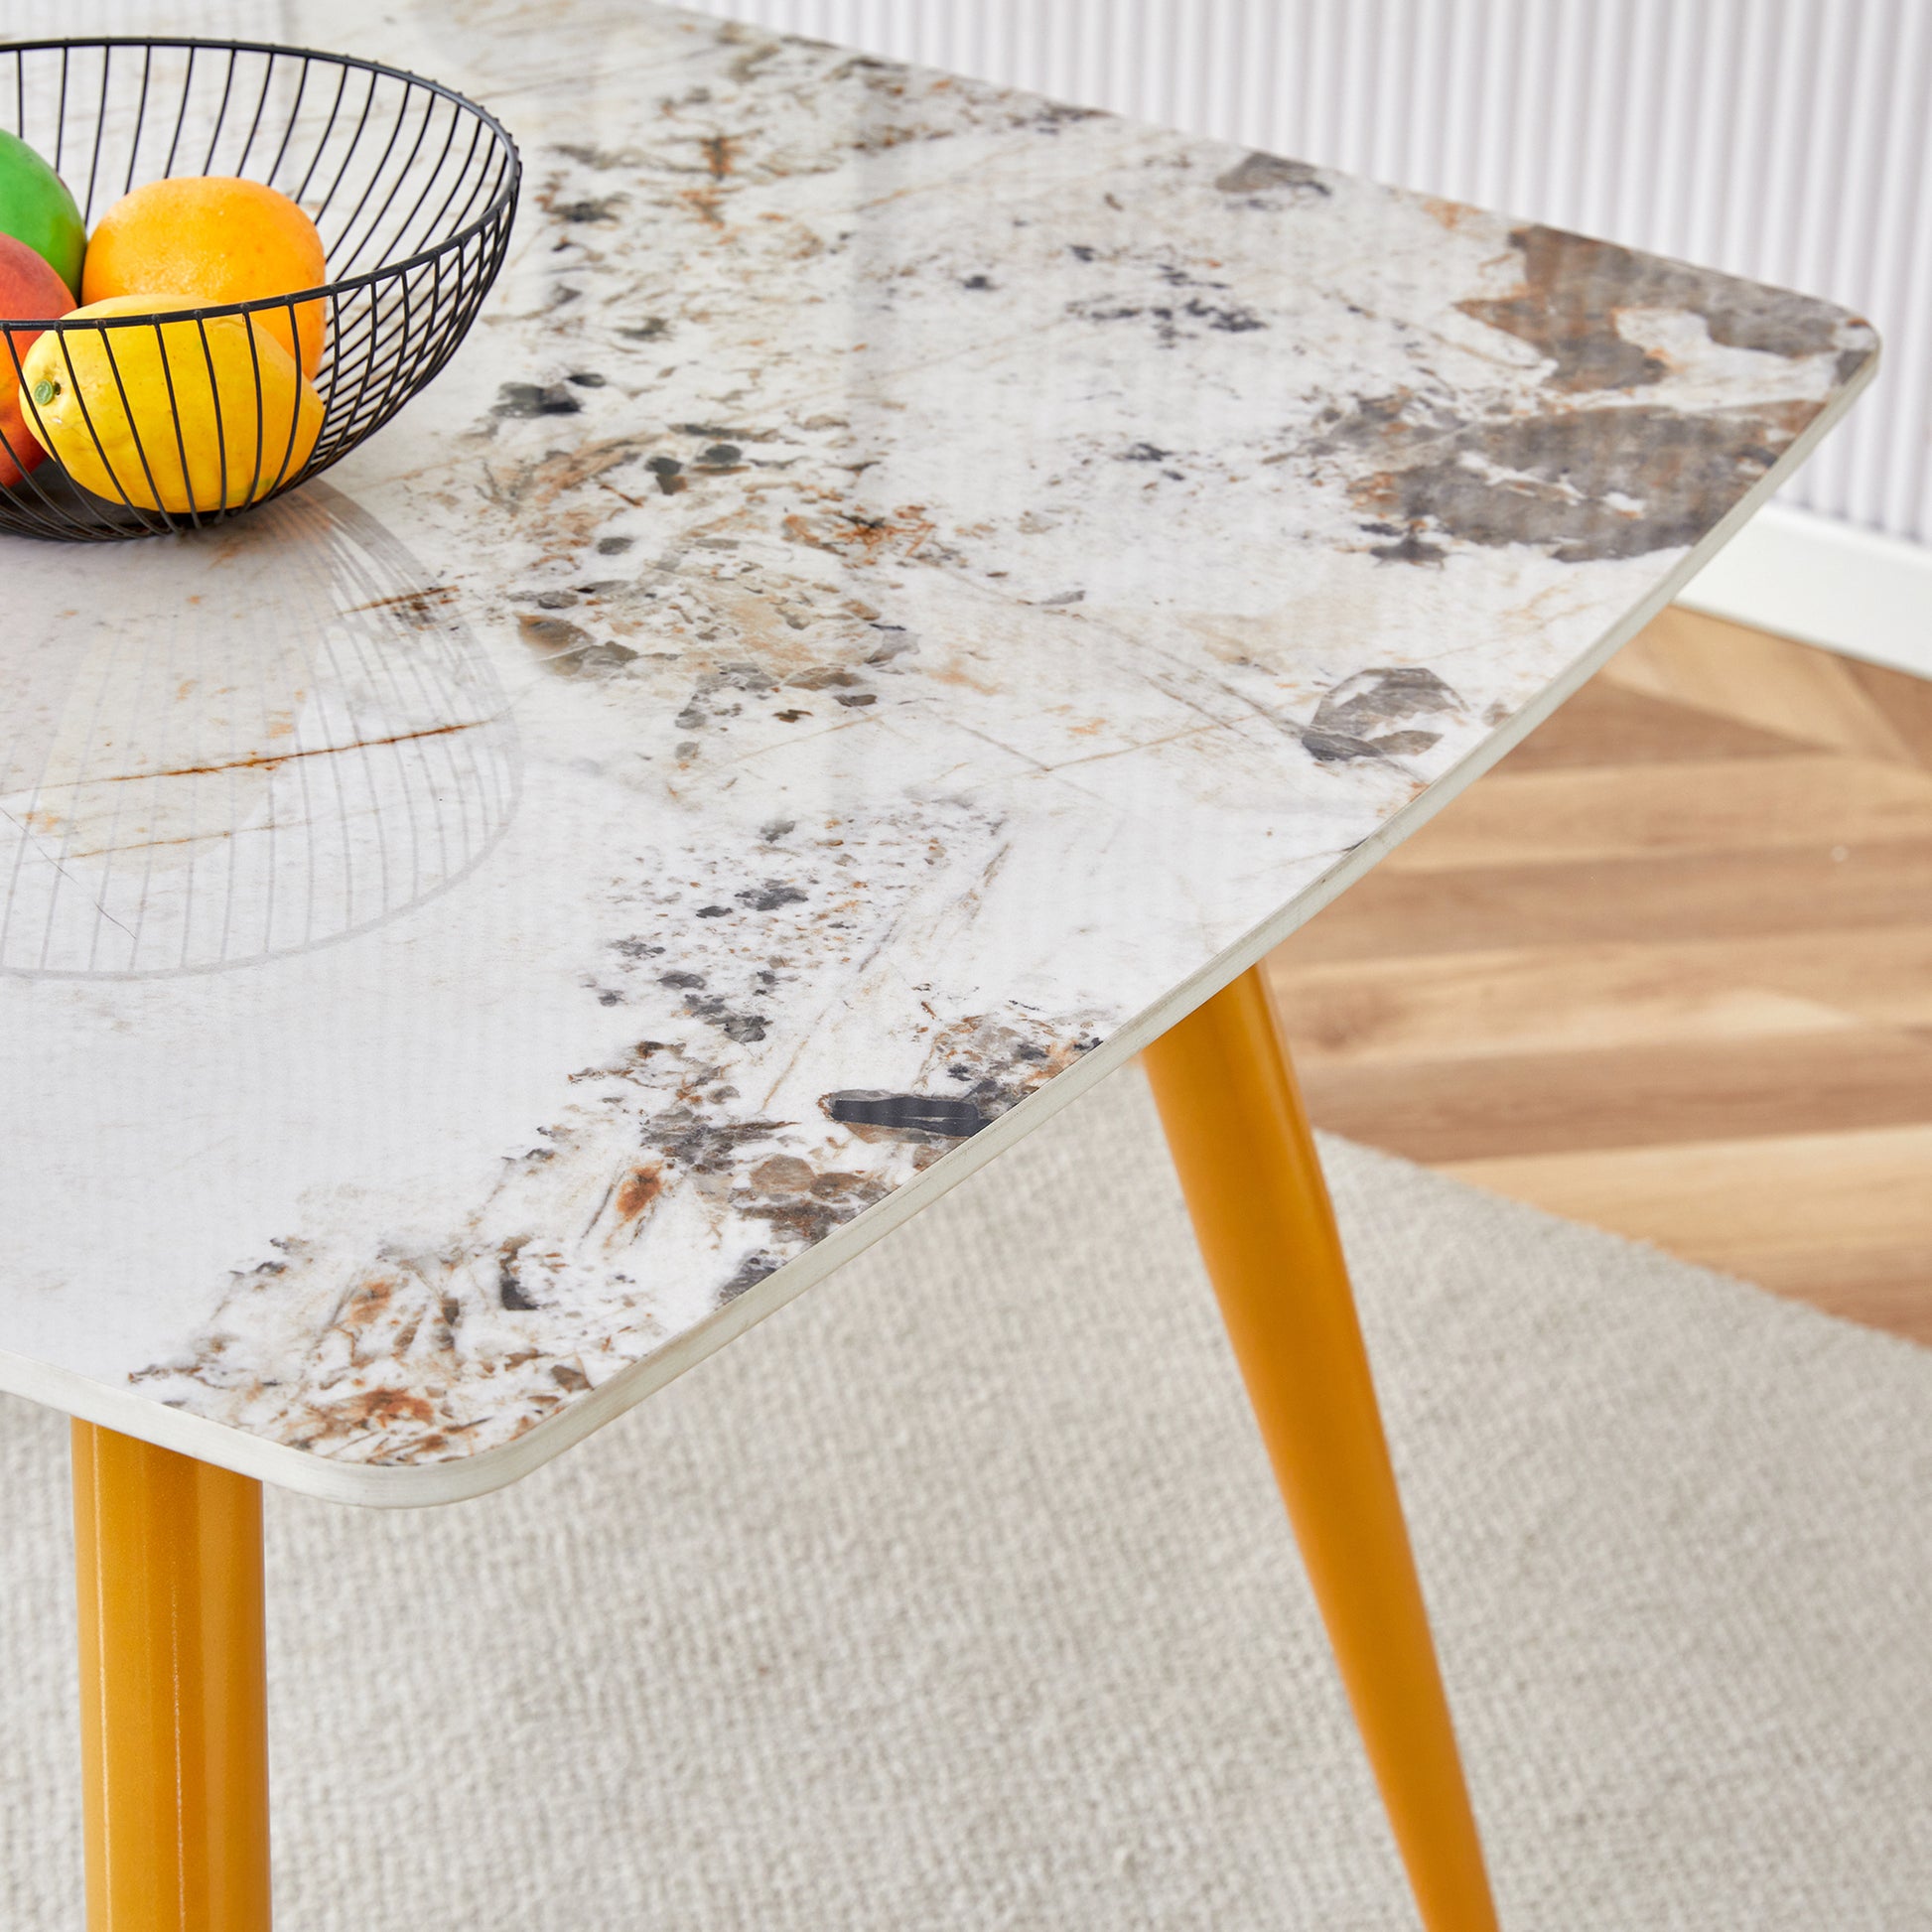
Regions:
[[1272, 608, 1932, 1343]]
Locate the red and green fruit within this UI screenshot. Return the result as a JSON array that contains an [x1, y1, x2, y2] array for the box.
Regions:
[[0, 230, 74, 486], [0, 127, 86, 296]]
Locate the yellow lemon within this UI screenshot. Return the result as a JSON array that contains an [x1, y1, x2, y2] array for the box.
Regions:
[[20, 294, 323, 512]]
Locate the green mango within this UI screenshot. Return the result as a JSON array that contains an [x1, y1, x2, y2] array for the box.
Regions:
[[0, 129, 85, 297]]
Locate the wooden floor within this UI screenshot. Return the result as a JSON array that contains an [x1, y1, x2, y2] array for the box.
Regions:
[[1270, 608, 1932, 1345]]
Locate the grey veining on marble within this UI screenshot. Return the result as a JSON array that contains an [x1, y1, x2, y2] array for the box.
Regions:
[[0, 0, 1875, 1497]]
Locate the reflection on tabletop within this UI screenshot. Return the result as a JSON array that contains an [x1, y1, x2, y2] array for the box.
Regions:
[[0, 482, 519, 977]]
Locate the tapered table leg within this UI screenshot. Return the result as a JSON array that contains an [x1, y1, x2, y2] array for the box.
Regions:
[[1144, 966, 1499, 1932], [71, 1422, 272, 1932]]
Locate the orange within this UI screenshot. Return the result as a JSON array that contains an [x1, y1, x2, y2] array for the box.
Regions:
[[82, 177, 328, 379]]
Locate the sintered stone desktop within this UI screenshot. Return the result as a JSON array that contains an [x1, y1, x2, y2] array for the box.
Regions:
[[0, 0, 1875, 1503]]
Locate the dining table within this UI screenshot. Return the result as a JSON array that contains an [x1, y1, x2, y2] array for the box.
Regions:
[[0, 3, 1876, 1926]]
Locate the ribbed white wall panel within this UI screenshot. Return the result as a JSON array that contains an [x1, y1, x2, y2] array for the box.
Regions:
[[687, 0, 1932, 548]]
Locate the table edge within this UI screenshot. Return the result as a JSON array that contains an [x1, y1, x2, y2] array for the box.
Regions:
[[0, 345, 1880, 1507]]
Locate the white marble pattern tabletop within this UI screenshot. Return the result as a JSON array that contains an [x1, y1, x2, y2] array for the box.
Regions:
[[0, 0, 1875, 1503]]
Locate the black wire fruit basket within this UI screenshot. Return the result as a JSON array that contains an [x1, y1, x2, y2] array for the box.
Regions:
[[0, 37, 519, 541]]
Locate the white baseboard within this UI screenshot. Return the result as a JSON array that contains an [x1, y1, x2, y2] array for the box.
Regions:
[[1675, 501, 1932, 681]]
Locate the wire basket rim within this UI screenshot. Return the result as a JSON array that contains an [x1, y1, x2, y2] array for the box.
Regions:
[[0, 33, 522, 327]]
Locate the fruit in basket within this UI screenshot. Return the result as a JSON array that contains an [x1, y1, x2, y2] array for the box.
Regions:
[[0, 129, 86, 297], [0, 233, 75, 486], [19, 295, 324, 512], [82, 177, 329, 378]]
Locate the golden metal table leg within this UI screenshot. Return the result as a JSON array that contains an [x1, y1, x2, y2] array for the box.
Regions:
[[1144, 966, 1499, 1932], [71, 1422, 272, 1932]]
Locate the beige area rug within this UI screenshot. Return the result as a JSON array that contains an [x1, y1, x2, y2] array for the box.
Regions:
[[5, 1066, 1932, 1928]]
